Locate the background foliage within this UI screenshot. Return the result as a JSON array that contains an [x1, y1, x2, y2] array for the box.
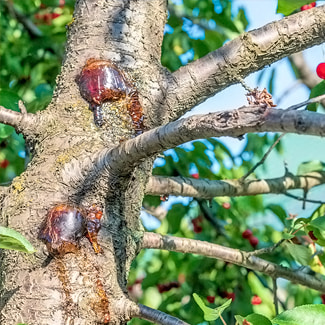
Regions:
[[1, 0, 325, 324]]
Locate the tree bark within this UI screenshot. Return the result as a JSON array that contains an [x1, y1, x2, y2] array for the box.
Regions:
[[0, 1, 167, 324]]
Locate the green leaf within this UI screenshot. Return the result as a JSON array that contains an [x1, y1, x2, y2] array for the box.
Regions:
[[267, 204, 288, 224], [310, 216, 325, 232], [236, 313, 272, 325], [276, 0, 313, 15], [282, 232, 294, 240], [272, 304, 325, 325], [0, 226, 35, 253], [193, 293, 232, 321], [284, 242, 311, 265], [297, 160, 325, 174], [307, 216, 325, 246], [307, 81, 325, 111]]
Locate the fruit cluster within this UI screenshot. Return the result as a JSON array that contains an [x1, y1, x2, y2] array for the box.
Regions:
[[157, 281, 180, 293], [242, 229, 259, 248], [300, 2, 316, 11], [34, 0, 65, 25]]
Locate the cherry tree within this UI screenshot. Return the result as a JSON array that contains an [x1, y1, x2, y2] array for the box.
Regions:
[[1, 1, 325, 324]]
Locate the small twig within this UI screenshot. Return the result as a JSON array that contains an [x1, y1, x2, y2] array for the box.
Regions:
[[0, 105, 37, 135], [251, 270, 286, 311], [197, 199, 226, 236], [220, 314, 227, 325], [5, 2, 43, 38], [247, 239, 286, 256], [241, 134, 285, 181], [136, 303, 190, 325], [273, 278, 279, 315], [286, 94, 325, 111], [238, 78, 254, 92], [142, 205, 167, 221], [284, 192, 325, 205], [18, 100, 27, 115]]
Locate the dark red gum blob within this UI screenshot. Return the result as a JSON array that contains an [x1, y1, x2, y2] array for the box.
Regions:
[[39, 204, 103, 255], [78, 58, 145, 133]]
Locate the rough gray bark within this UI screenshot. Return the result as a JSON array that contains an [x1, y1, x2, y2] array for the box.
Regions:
[[0, 1, 325, 324], [145, 171, 325, 198]]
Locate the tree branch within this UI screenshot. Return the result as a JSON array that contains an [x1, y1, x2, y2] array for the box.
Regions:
[[4, 1, 43, 38], [131, 304, 190, 325], [142, 232, 325, 293], [145, 171, 325, 198], [95, 105, 325, 176], [165, 5, 325, 120], [0, 105, 38, 135]]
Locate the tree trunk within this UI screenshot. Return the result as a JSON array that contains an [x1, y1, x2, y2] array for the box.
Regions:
[[0, 1, 167, 324]]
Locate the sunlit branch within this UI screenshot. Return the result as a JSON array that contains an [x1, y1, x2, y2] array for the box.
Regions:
[[145, 171, 325, 198], [0, 105, 37, 135], [131, 304, 190, 325], [166, 5, 325, 119], [142, 233, 325, 293], [95, 105, 325, 176]]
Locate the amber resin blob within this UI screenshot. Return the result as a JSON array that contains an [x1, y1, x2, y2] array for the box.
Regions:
[[38, 204, 103, 256], [78, 58, 145, 134]]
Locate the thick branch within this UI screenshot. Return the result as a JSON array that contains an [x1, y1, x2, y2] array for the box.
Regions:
[[145, 171, 325, 198], [0, 105, 38, 135], [132, 304, 190, 325], [142, 233, 325, 293], [165, 5, 325, 119], [95, 105, 325, 176]]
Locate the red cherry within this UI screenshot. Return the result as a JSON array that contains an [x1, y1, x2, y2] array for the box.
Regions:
[[157, 281, 180, 293], [193, 225, 203, 233], [308, 230, 318, 241], [316, 63, 325, 79], [301, 2, 316, 11], [207, 296, 215, 303], [191, 173, 199, 179], [249, 236, 259, 248], [321, 294, 325, 304], [242, 229, 253, 239], [251, 295, 262, 305], [51, 13, 61, 19], [226, 292, 236, 301], [222, 202, 231, 209], [0, 159, 9, 168]]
